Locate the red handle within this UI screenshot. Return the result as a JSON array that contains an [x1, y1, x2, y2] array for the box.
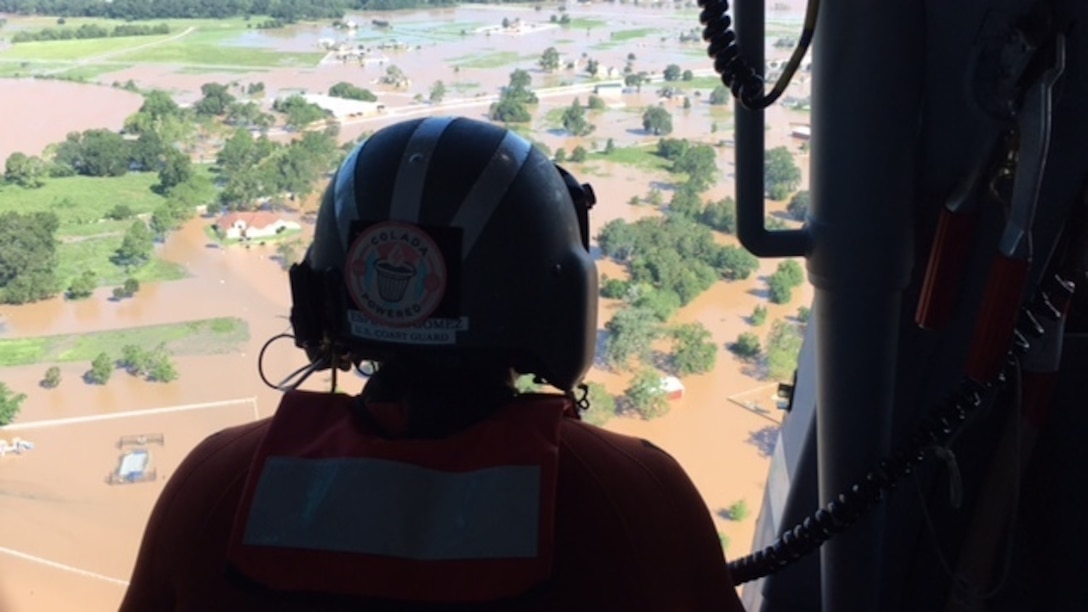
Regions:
[[966, 255, 1032, 383], [916, 208, 977, 330]]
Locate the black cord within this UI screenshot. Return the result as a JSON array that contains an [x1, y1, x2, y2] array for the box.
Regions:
[[726, 292, 1056, 585], [257, 332, 326, 392], [698, 0, 820, 110]]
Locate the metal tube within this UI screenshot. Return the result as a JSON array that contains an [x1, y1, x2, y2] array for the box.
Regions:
[[734, 0, 811, 258], [808, 0, 921, 609]]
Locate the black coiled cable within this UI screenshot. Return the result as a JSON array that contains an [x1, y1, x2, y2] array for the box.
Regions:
[[727, 276, 1072, 585], [698, 0, 820, 110]]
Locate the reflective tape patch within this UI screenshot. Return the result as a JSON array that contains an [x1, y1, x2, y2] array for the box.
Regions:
[[243, 457, 541, 560]]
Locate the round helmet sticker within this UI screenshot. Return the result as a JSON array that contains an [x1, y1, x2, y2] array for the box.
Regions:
[[344, 221, 448, 327]]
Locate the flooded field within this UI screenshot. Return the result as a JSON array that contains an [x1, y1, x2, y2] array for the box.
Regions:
[[0, 2, 813, 609]]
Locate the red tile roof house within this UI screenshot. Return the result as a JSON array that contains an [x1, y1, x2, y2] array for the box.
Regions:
[[215, 211, 301, 241]]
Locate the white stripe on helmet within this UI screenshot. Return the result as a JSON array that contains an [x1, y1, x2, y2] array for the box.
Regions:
[[449, 130, 532, 257], [388, 116, 456, 223]]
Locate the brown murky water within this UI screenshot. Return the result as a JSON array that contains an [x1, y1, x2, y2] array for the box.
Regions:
[[0, 80, 144, 163], [0, 3, 813, 609]]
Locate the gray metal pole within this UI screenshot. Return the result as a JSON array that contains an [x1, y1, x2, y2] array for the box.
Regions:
[[807, 1, 921, 610], [734, 0, 810, 258]]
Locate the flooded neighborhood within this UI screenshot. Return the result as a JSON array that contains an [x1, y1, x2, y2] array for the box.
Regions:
[[0, 1, 812, 609]]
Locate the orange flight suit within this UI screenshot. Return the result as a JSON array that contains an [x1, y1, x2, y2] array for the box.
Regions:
[[121, 390, 746, 611]]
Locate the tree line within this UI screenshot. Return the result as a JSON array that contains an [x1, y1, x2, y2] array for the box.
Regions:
[[0, 0, 522, 21], [9, 21, 170, 42]]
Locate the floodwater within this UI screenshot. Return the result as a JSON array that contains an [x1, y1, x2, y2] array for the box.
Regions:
[[0, 3, 814, 609], [0, 80, 143, 163]]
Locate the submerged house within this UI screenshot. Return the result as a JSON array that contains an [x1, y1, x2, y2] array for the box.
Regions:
[[216, 211, 301, 241]]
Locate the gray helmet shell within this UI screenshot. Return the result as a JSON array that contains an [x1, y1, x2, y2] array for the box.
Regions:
[[304, 116, 597, 391]]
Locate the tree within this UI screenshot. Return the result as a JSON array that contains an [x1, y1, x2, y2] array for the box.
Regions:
[[642, 106, 673, 135], [700, 197, 736, 233], [604, 306, 660, 370], [765, 320, 804, 380], [139, 89, 180, 119], [663, 64, 682, 81], [727, 499, 750, 521], [87, 352, 113, 385], [328, 82, 377, 101], [714, 245, 759, 280], [709, 85, 731, 105], [147, 345, 178, 383], [103, 203, 133, 221], [113, 277, 140, 299], [119, 344, 153, 376], [56, 129, 130, 177], [158, 148, 192, 193], [604, 138, 615, 154], [68, 270, 97, 299], [0, 211, 60, 304], [554, 148, 567, 163], [217, 128, 260, 177], [585, 58, 599, 76], [129, 130, 167, 171], [670, 322, 717, 376], [570, 146, 587, 163], [42, 366, 61, 389], [624, 368, 670, 420], [682, 69, 694, 81], [114, 221, 154, 268], [561, 98, 594, 136], [587, 95, 606, 111], [274, 95, 331, 130], [672, 143, 718, 192], [194, 82, 235, 116], [429, 80, 446, 103], [797, 305, 812, 324], [0, 382, 26, 426], [788, 190, 810, 221], [765, 146, 802, 200], [751, 304, 768, 326], [4, 152, 46, 188], [669, 184, 703, 218], [633, 288, 682, 322], [539, 46, 560, 71], [731, 332, 762, 360], [600, 277, 630, 299], [581, 381, 616, 426], [490, 69, 537, 123], [768, 259, 805, 304]]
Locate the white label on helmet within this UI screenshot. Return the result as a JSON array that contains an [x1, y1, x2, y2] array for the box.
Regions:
[[346, 311, 468, 345], [344, 221, 448, 328]]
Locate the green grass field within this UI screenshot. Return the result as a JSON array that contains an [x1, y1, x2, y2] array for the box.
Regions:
[[55, 236, 188, 288], [0, 34, 177, 61], [0, 173, 167, 231], [587, 144, 670, 172], [0, 165, 217, 287], [0, 16, 322, 67], [0, 317, 250, 367], [450, 51, 537, 70], [118, 42, 324, 68], [0, 165, 216, 235], [566, 18, 609, 31], [608, 28, 657, 42], [175, 65, 267, 75]]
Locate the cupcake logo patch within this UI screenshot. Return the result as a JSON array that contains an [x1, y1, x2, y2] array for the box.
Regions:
[[345, 221, 447, 327]]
